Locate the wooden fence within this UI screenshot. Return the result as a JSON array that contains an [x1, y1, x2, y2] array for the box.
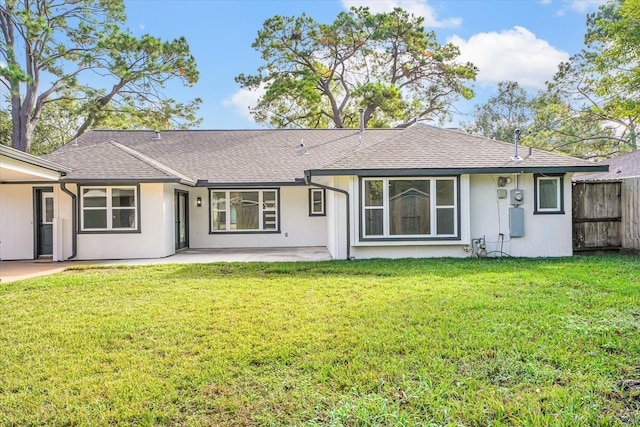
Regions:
[[573, 178, 640, 252], [621, 177, 640, 252]]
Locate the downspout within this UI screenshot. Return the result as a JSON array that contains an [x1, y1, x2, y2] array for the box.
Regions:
[[60, 182, 77, 260], [304, 171, 351, 260]]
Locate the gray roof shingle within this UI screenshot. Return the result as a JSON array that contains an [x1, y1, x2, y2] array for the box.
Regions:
[[573, 149, 640, 181], [43, 125, 606, 183]]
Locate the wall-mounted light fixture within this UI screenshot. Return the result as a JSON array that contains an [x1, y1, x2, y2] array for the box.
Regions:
[[196, 197, 202, 207]]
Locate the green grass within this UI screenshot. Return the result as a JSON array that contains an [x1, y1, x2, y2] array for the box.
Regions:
[[0, 256, 639, 426]]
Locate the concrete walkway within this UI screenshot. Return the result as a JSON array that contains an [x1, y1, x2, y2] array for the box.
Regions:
[[0, 247, 333, 283]]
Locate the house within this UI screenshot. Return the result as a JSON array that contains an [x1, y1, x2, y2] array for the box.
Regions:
[[573, 150, 640, 252], [0, 124, 607, 261]]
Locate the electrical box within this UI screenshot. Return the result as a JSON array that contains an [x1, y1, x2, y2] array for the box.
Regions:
[[510, 189, 524, 206], [510, 207, 524, 237], [497, 188, 508, 199]]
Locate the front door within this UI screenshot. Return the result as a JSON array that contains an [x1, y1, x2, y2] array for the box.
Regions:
[[175, 191, 189, 250], [36, 190, 54, 257]]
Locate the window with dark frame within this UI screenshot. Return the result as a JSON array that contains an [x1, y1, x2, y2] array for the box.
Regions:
[[80, 186, 138, 231], [362, 177, 458, 239], [534, 174, 564, 214], [309, 188, 325, 216], [210, 189, 279, 232]]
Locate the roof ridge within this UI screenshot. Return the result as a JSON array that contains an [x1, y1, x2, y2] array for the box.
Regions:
[[108, 141, 197, 186]]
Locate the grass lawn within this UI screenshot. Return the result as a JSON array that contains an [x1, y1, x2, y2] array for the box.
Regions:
[[0, 256, 639, 426]]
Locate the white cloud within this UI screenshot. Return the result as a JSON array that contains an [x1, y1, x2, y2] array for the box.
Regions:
[[341, 0, 461, 28], [449, 27, 569, 90], [543, 0, 605, 16], [222, 86, 265, 120]]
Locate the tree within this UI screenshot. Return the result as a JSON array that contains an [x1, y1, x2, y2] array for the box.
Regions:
[[236, 7, 477, 129], [524, 0, 638, 159], [462, 81, 531, 143], [0, 0, 200, 153]]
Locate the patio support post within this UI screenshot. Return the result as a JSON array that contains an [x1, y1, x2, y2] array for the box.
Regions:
[[60, 182, 77, 260]]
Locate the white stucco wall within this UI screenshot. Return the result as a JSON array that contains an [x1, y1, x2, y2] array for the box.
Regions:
[[469, 174, 573, 257], [189, 185, 327, 249], [76, 183, 174, 260]]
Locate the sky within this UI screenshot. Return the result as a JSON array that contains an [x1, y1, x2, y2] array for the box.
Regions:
[[122, 0, 606, 129]]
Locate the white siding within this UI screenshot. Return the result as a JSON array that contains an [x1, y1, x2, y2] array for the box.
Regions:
[[0, 185, 35, 260]]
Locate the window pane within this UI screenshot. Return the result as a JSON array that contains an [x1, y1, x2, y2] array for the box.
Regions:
[[263, 191, 277, 210], [112, 188, 135, 207], [365, 181, 383, 206], [437, 208, 455, 235], [365, 209, 383, 236], [83, 209, 107, 229], [436, 180, 454, 206], [389, 180, 430, 235], [312, 189, 324, 213], [212, 211, 226, 230], [83, 188, 107, 207], [44, 197, 54, 223], [112, 209, 135, 228], [212, 192, 226, 210], [539, 179, 558, 209], [231, 192, 259, 230], [263, 211, 277, 229]]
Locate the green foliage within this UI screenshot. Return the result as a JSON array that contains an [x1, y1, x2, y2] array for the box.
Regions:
[[0, 256, 639, 425], [463, 81, 531, 143], [0, 0, 201, 153], [236, 7, 477, 129]]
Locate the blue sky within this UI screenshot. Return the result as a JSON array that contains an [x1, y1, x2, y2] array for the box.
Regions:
[[124, 0, 605, 129]]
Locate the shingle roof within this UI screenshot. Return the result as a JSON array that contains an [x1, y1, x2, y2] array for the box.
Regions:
[[43, 125, 606, 184], [573, 149, 640, 182]]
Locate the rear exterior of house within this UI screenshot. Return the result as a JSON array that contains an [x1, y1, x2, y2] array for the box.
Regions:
[[0, 126, 606, 261]]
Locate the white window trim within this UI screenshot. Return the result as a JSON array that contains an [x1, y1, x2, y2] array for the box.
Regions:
[[309, 188, 325, 216], [535, 175, 563, 213], [361, 177, 458, 239], [80, 186, 139, 232], [210, 189, 279, 233]]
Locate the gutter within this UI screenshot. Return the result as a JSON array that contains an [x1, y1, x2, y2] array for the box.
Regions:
[[304, 170, 351, 260], [59, 182, 77, 260]]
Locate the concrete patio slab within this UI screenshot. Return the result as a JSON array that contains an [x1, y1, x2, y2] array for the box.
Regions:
[[0, 247, 333, 283]]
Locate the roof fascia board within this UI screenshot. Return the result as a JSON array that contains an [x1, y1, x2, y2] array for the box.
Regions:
[[0, 145, 71, 173], [0, 157, 64, 181], [197, 180, 307, 187], [308, 165, 609, 176], [61, 178, 183, 185], [109, 141, 197, 186]]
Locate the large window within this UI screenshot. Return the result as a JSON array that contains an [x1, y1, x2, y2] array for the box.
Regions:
[[210, 189, 279, 233], [362, 177, 458, 239], [80, 186, 139, 232], [534, 174, 564, 214]]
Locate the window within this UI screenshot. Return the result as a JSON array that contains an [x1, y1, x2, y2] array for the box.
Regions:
[[534, 174, 564, 214], [362, 177, 458, 239], [309, 188, 326, 216], [210, 189, 279, 232], [80, 186, 138, 232]]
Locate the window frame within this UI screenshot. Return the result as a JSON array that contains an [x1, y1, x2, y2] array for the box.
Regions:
[[79, 185, 141, 233], [208, 188, 280, 234], [308, 188, 326, 216], [359, 176, 461, 241], [534, 174, 565, 215]]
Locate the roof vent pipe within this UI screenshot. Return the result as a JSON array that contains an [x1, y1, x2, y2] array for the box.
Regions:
[[153, 130, 161, 140], [512, 128, 522, 161], [358, 107, 365, 134]]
